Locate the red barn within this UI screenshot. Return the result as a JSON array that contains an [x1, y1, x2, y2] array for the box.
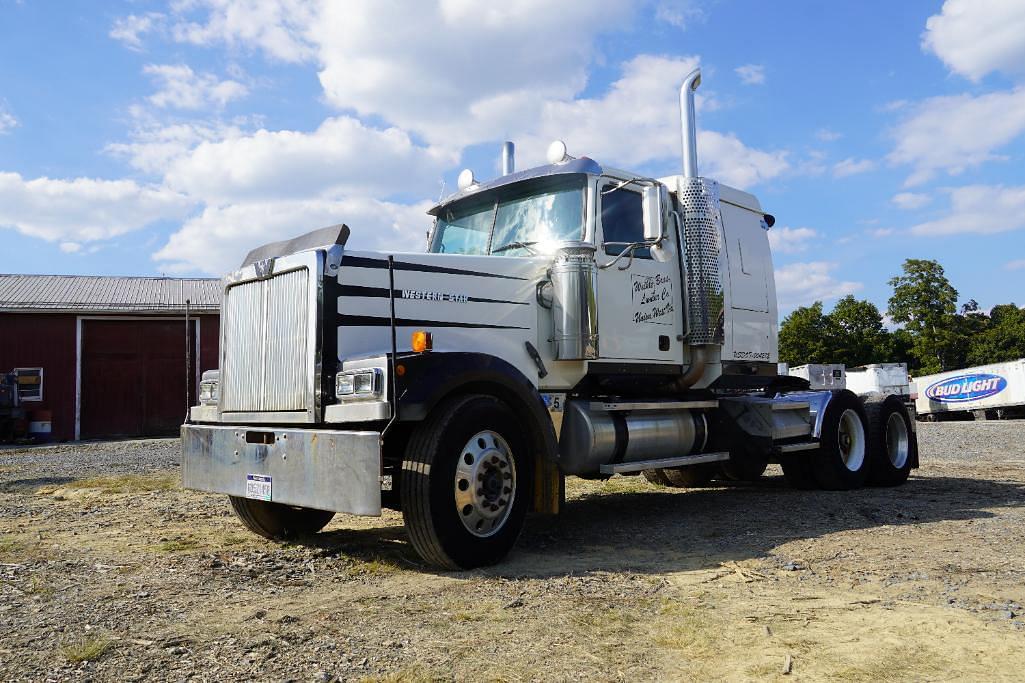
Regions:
[[0, 274, 220, 441]]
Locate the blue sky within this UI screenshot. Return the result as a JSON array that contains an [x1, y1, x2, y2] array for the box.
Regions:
[[1, 0, 1024, 316]]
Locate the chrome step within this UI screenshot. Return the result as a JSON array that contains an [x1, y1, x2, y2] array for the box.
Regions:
[[589, 400, 719, 411], [777, 441, 819, 453], [599, 451, 730, 474]]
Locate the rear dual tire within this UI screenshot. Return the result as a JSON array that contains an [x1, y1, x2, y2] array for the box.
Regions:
[[864, 394, 915, 487]]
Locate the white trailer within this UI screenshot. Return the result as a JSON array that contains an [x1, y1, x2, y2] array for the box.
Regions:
[[915, 359, 1025, 420], [179, 69, 919, 569], [847, 363, 913, 398]]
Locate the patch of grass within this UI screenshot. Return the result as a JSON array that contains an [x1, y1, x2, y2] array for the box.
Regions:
[[0, 534, 23, 559], [359, 666, 450, 683], [25, 575, 56, 598], [832, 645, 946, 682], [652, 601, 725, 659], [153, 537, 201, 553], [61, 634, 113, 663], [60, 473, 177, 495], [346, 556, 402, 576]]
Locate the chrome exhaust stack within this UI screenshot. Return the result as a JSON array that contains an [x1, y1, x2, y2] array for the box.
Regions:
[[501, 141, 515, 176], [676, 67, 724, 388], [680, 68, 701, 179]]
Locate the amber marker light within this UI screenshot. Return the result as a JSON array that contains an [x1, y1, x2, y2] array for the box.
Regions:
[[411, 330, 433, 353], [395, 364, 406, 377]]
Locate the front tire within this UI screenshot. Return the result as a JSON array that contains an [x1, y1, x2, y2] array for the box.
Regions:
[[228, 497, 335, 539], [811, 390, 870, 490], [400, 394, 532, 570]]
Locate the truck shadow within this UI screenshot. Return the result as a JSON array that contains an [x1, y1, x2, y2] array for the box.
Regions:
[[311, 472, 1025, 576]]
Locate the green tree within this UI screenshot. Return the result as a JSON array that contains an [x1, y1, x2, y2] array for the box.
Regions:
[[827, 295, 890, 367], [779, 302, 832, 365], [887, 259, 959, 374], [967, 304, 1025, 365]]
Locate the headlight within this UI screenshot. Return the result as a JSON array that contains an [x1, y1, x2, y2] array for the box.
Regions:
[[336, 368, 384, 400], [199, 369, 220, 406]]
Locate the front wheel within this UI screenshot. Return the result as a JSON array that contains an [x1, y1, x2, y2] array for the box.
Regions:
[[228, 497, 335, 539], [400, 394, 532, 569]]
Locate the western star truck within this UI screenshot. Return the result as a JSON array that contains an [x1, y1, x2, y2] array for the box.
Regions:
[[181, 70, 919, 569]]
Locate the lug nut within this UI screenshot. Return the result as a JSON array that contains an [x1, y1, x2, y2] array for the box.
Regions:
[[491, 456, 499, 464], [498, 498, 507, 507], [477, 489, 484, 497], [503, 487, 511, 494], [490, 505, 499, 512], [503, 472, 512, 480]]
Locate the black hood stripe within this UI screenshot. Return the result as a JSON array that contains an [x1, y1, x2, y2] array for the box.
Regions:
[[342, 255, 528, 281], [339, 284, 529, 306], [338, 314, 529, 330]]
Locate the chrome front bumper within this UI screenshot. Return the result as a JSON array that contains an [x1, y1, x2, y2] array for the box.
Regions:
[[180, 424, 382, 515]]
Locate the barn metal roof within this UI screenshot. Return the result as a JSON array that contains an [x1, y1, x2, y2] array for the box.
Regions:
[[0, 274, 222, 313]]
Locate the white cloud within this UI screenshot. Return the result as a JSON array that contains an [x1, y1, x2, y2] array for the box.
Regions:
[[891, 192, 931, 210], [832, 157, 876, 178], [735, 64, 765, 85], [144, 64, 248, 110], [106, 120, 248, 175], [655, 0, 706, 29], [910, 184, 1025, 236], [170, 0, 317, 63], [169, 1, 634, 148], [162, 116, 456, 204], [110, 12, 164, 50], [922, 0, 1025, 81], [154, 198, 431, 274], [768, 226, 817, 254], [697, 131, 789, 188], [888, 87, 1025, 186], [1004, 259, 1025, 270], [0, 105, 16, 134], [0, 172, 192, 243], [774, 261, 862, 309], [870, 228, 895, 237], [59, 242, 82, 253], [815, 128, 841, 142]]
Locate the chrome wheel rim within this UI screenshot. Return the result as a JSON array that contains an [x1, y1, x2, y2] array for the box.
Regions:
[[454, 430, 516, 538], [837, 408, 866, 472], [886, 412, 910, 469]]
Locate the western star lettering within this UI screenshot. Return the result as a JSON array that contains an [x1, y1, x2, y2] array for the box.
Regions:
[[401, 289, 469, 303]]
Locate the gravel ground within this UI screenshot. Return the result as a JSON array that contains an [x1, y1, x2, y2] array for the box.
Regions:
[[0, 438, 180, 482], [0, 422, 1024, 681]]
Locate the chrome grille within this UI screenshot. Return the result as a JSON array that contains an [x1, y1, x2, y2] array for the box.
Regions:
[[221, 268, 310, 412]]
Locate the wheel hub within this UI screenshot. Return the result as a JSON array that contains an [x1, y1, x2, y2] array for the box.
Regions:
[[454, 430, 516, 538], [837, 408, 865, 472]]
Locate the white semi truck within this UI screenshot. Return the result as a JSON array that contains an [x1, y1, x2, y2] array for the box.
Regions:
[[181, 70, 918, 569]]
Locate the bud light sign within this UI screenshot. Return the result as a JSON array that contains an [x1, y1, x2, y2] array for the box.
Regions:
[[925, 373, 1007, 403]]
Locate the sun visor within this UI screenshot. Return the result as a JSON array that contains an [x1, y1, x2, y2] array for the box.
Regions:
[[240, 224, 350, 267]]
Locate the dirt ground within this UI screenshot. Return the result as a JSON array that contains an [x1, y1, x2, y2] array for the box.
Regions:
[[1, 422, 1024, 682]]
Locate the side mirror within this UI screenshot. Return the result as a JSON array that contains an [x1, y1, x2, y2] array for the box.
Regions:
[[642, 185, 667, 242]]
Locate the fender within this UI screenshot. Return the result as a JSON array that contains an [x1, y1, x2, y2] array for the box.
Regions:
[[393, 351, 559, 464]]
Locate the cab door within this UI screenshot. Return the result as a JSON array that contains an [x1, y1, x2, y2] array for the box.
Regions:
[[594, 180, 685, 361]]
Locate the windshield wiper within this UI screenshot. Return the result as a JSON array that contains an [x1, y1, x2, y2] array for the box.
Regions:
[[491, 240, 538, 255]]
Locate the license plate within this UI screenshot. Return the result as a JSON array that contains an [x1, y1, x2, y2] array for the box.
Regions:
[[245, 474, 272, 501]]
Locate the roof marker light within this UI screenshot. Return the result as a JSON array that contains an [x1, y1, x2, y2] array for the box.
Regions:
[[546, 140, 569, 164]]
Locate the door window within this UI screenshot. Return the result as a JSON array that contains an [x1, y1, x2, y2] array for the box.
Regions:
[[601, 186, 650, 259]]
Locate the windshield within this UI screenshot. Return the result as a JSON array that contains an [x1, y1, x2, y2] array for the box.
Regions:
[[430, 176, 586, 256]]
